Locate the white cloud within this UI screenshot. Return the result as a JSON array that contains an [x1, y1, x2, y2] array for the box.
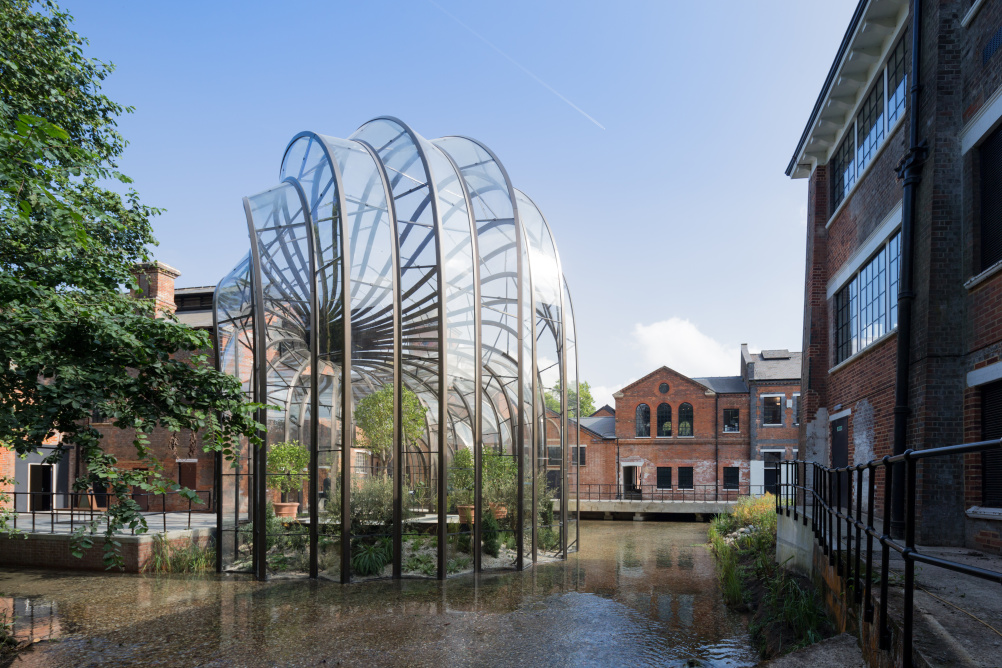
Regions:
[[632, 318, 739, 378], [590, 379, 635, 410]]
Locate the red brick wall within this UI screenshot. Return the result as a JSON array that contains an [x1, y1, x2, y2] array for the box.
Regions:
[[0, 445, 13, 510]]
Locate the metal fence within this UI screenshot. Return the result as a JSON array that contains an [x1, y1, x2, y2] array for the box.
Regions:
[[778, 438, 1002, 668], [4, 489, 213, 534], [577, 483, 767, 502]]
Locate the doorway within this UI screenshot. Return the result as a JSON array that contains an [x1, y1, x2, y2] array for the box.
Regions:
[[831, 416, 849, 505], [28, 464, 53, 511], [623, 465, 641, 499]]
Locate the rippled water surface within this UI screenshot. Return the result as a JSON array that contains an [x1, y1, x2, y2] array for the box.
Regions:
[[0, 521, 756, 667]]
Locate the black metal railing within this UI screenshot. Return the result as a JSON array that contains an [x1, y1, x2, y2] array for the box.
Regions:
[[576, 483, 766, 503], [5, 489, 213, 535], [778, 439, 1002, 668]]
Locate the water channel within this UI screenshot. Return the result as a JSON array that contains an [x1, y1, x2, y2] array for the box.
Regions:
[[0, 521, 756, 667]]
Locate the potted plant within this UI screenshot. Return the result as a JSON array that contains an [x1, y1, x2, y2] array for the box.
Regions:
[[483, 449, 516, 522], [268, 440, 309, 518]]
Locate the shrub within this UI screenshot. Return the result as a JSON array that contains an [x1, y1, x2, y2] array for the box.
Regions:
[[352, 540, 389, 576], [267, 441, 309, 497], [482, 508, 500, 558], [143, 534, 215, 574]]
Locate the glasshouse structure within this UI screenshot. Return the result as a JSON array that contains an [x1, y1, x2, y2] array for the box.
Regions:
[[213, 117, 580, 582]]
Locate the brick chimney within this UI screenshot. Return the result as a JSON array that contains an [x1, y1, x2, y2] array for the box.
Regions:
[[132, 262, 181, 316]]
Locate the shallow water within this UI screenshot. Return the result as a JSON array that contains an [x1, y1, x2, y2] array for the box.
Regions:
[[0, 521, 756, 667]]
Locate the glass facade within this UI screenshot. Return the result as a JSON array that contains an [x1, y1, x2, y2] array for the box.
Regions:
[[214, 119, 579, 581]]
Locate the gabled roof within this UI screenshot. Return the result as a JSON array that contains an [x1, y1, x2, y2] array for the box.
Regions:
[[576, 416, 616, 440], [616, 366, 714, 395], [591, 404, 615, 417]]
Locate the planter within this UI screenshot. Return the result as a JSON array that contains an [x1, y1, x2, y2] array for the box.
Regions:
[[273, 502, 300, 518], [488, 502, 508, 521], [457, 504, 475, 525]]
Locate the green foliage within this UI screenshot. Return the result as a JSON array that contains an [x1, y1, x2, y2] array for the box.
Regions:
[[143, 534, 215, 574], [543, 381, 595, 418], [347, 475, 394, 529], [403, 552, 435, 576], [482, 448, 516, 521], [351, 538, 391, 577], [482, 508, 500, 558], [446, 555, 471, 574], [448, 447, 474, 509], [267, 441, 308, 496], [0, 1, 262, 561], [354, 386, 427, 460]]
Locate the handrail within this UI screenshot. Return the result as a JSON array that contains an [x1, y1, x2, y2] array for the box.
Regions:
[[4, 489, 213, 535], [573, 483, 768, 502], [777, 437, 1002, 668]]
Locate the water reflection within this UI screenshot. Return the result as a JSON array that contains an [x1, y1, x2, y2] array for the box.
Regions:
[[0, 521, 755, 667]]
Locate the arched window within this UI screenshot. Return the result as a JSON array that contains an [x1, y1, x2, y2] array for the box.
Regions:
[[635, 403, 651, 437], [657, 403, 672, 437], [678, 403, 694, 437]]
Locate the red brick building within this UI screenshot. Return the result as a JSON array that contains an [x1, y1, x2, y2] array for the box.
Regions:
[[571, 347, 801, 499], [0, 263, 219, 513], [789, 0, 1002, 549]]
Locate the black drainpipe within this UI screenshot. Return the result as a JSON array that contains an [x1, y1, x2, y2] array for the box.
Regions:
[[891, 0, 927, 538]]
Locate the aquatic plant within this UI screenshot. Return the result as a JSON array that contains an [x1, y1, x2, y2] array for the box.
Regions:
[[143, 534, 215, 574]]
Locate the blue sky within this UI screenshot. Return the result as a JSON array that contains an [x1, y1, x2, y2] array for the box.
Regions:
[[71, 0, 856, 406]]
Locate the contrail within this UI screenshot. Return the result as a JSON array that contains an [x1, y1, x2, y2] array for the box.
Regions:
[[427, 0, 606, 130]]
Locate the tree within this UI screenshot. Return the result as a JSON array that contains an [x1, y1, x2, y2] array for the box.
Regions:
[[0, 1, 260, 566], [354, 386, 427, 462], [544, 381, 595, 418]]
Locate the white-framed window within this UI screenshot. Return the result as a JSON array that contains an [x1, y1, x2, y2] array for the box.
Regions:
[[763, 395, 784, 426], [830, 35, 907, 215], [793, 394, 801, 426], [834, 232, 901, 365]]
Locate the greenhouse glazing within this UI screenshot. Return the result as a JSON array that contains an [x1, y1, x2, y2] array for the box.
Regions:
[[213, 118, 579, 581]]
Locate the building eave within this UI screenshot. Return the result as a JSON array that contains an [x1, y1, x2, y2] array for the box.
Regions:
[[786, 0, 908, 179]]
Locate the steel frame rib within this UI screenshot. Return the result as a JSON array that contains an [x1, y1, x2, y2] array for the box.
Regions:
[[215, 118, 578, 582]]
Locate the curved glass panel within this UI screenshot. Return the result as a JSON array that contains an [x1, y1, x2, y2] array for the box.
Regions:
[[217, 119, 576, 581]]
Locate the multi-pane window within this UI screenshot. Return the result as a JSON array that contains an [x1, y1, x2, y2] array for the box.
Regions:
[[888, 232, 900, 327], [981, 124, 1002, 270], [831, 132, 856, 213], [548, 446, 561, 466], [829, 34, 908, 217], [887, 36, 907, 125], [678, 403, 694, 436], [723, 467, 739, 491], [635, 403, 650, 437], [982, 381, 1002, 507], [657, 403, 672, 437], [572, 447, 586, 466], [656, 467, 672, 490], [833, 233, 901, 364], [856, 81, 884, 174], [793, 395, 801, 426], [763, 396, 783, 426], [723, 408, 739, 433], [678, 467, 694, 490], [859, 247, 887, 348], [355, 451, 368, 469]]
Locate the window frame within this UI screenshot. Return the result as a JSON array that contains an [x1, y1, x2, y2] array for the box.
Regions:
[[793, 394, 801, 426], [833, 232, 901, 366], [656, 403, 672, 438], [635, 403, 651, 438], [829, 33, 908, 222], [678, 403, 694, 437], [723, 467, 740, 491], [677, 467, 694, 490], [723, 408, 740, 433], [656, 466, 672, 490], [571, 446, 586, 466], [762, 394, 784, 427]]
